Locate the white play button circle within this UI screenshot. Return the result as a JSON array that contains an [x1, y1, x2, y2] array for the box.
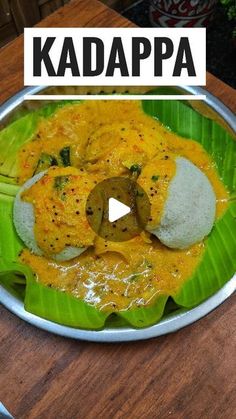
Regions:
[[108, 197, 131, 223], [86, 177, 150, 241]]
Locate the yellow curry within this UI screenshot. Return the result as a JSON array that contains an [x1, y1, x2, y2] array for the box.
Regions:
[[19, 101, 228, 312]]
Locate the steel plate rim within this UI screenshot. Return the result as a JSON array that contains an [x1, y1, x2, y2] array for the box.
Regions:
[[0, 275, 235, 342], [0, 85, 235, 341]]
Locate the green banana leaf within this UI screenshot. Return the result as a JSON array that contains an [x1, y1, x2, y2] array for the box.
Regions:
[[142, 99, 236, 191], [0, 100, 80, 184], [0, 98, 235, 330]]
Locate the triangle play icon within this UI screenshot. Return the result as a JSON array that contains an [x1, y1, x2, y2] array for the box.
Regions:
[[108, 197, 131, 223]]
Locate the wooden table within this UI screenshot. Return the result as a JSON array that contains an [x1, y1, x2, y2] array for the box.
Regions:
[[0, 1, 235, 418]]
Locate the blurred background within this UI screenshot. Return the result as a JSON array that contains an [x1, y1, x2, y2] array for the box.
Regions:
[[0, 0, 235, 87]]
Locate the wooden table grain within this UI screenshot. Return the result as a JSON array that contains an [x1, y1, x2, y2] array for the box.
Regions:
[[0, 1, 235, 418]]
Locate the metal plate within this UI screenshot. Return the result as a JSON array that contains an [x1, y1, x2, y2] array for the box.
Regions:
[[0, 85, 235, 342]]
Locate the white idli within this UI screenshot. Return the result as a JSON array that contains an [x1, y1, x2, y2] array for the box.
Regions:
[[149, 157, 216, 249], [13, 171, 87, 261]]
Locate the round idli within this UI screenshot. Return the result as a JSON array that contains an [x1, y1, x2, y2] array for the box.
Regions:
[[149, 157, 216, 249], [13, 170, 92, 262]]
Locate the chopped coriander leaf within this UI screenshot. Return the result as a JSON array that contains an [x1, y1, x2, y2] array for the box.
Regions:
[[144, 260, 153, 269], [54, 176, 69, 191], [130, 164, 142, 175], [136, 190, 144, 197], [61, 193, 67, 201], [59, 146, 71, 166], [129, 273, 140, 282], [151, 175, 159, 182], [34, 153, 58, 175]]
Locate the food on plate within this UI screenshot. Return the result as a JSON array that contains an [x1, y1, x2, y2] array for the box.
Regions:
[[12, 100, 228, 313]]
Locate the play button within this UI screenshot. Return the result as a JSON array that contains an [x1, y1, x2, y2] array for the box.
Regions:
[[86, 177, 150, 242], [108, 198, 130, 222]]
